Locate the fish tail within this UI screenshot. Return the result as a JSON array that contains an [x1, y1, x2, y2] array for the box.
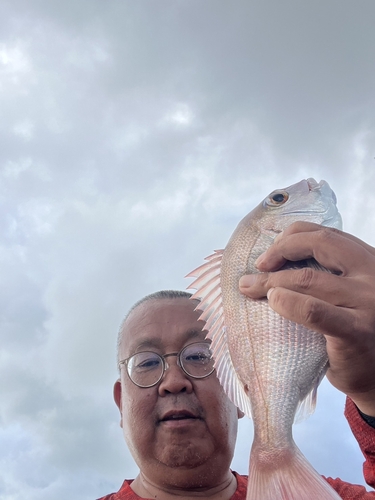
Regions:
[[246, 444, 341, 500]]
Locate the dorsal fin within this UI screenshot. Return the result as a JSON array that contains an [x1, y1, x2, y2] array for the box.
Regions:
[[186, 251, 252, 418]]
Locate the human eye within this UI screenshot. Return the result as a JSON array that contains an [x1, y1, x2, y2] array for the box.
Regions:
[[133, 352, 161, 371], [183, 345, 212, 364]]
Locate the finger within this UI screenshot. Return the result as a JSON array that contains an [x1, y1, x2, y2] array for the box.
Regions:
[[256, 227, 374, 275], [240, 268, 355, 306], [266, 286, 356, 341], [280, 221, 375, 257]]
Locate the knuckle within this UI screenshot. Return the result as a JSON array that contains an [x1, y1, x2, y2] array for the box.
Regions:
[[263, 273, 275, 289], [241, 273, 271, 298], [301, 297, 324, 326], [317, 227, 341, 244], [267, 286, 283, 308], [353, 310, 375, 339], [286, 221, 306, 233], [256, 273, 275, 296], [295, 267, 315, 290]]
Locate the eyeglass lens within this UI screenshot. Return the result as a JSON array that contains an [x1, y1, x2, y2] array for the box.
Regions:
[[126, 342, 214, 387]]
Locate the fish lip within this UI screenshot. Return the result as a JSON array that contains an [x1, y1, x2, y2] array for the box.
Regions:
[[307, 178, 338, 205], [159, 410, 200, 422], [307, 178, 326, 191]]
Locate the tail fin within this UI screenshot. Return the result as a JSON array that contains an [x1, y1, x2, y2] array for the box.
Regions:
[[247, 443, 341, 500]]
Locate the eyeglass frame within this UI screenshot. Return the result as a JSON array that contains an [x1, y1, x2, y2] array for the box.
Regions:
[[118, 341, 215, 388]]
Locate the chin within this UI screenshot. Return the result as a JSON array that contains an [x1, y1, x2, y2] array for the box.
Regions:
[[157, 445, 211, 469]]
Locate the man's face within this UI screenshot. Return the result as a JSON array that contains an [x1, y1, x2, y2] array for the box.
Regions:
[[114, 297, 240, 487]]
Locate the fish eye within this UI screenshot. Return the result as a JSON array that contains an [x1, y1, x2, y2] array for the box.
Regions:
[[265, 191, 289, 206]]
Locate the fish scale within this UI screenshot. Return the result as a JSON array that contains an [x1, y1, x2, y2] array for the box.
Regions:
[[187, 178, 343, 499]]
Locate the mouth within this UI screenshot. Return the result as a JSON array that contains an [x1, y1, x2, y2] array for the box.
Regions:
[[159, 410, 200, 423]]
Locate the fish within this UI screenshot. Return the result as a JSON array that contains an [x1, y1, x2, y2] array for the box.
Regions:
[[186, 178, 343, 500]]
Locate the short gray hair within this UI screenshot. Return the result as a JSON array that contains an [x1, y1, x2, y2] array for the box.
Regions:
[[117, 290, 197, 364]]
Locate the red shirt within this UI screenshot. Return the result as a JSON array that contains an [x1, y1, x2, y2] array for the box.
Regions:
[[97, 473, 248, 500], [98, 399, 375, 499]]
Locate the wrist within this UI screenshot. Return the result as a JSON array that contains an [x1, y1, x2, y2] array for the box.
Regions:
[[357, 406, 375, 428], [348, 389, 375, 418]]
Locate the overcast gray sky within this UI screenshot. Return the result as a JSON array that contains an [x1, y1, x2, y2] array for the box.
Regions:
[[0, 1, 374, 499]]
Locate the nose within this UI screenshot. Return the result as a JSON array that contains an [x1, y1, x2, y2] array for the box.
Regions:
[[158, 356, 193, 396]]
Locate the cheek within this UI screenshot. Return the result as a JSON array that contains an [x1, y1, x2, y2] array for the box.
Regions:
[[121, 386, 157, 449], [203, 387, 239, 444]]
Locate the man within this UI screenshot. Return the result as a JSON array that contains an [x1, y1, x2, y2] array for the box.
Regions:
[[99, 223, 375, 499]]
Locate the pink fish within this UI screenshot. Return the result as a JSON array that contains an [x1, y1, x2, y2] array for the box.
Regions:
[[187, 178, 342, 500]]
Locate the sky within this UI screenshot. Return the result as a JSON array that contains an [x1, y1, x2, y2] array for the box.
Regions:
[[0, 0, 374, 498]]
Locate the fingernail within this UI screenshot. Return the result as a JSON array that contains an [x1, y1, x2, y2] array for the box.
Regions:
[[274, 230, 284, 242], [239, 275, 257, 288], [254, 254, 265, 267], [267, 287, 275, 300]]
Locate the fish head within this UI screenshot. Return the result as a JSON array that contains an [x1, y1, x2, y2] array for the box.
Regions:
[[249, 178, 342, 235]]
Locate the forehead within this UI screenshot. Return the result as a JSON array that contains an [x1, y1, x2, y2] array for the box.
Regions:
[[120, 298, 206, 356]]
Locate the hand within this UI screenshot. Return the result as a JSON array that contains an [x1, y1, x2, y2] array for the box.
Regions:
[[239, 222, 375, 416]]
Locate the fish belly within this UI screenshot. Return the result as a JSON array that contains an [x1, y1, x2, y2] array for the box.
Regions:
[[226, 301, 341, 499]]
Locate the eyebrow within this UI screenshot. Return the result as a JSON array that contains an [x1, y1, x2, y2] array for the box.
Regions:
[[130, 328, 208, 353], [184, 328, 208, 342], [133, 338, 163, 352]]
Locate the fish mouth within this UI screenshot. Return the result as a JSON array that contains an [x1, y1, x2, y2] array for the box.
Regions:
[[307, 178, 325, 191], [307, 178, 337, 205]]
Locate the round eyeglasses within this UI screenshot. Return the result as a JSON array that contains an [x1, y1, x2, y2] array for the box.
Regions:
[[119, 341, 215, 388]]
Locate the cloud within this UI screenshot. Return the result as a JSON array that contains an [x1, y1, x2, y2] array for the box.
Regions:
[[0, 0, 374, 498]]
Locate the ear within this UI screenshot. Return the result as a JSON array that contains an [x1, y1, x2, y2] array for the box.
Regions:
[[237, 408, 245, 419], [113, 379, 123, 428]]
